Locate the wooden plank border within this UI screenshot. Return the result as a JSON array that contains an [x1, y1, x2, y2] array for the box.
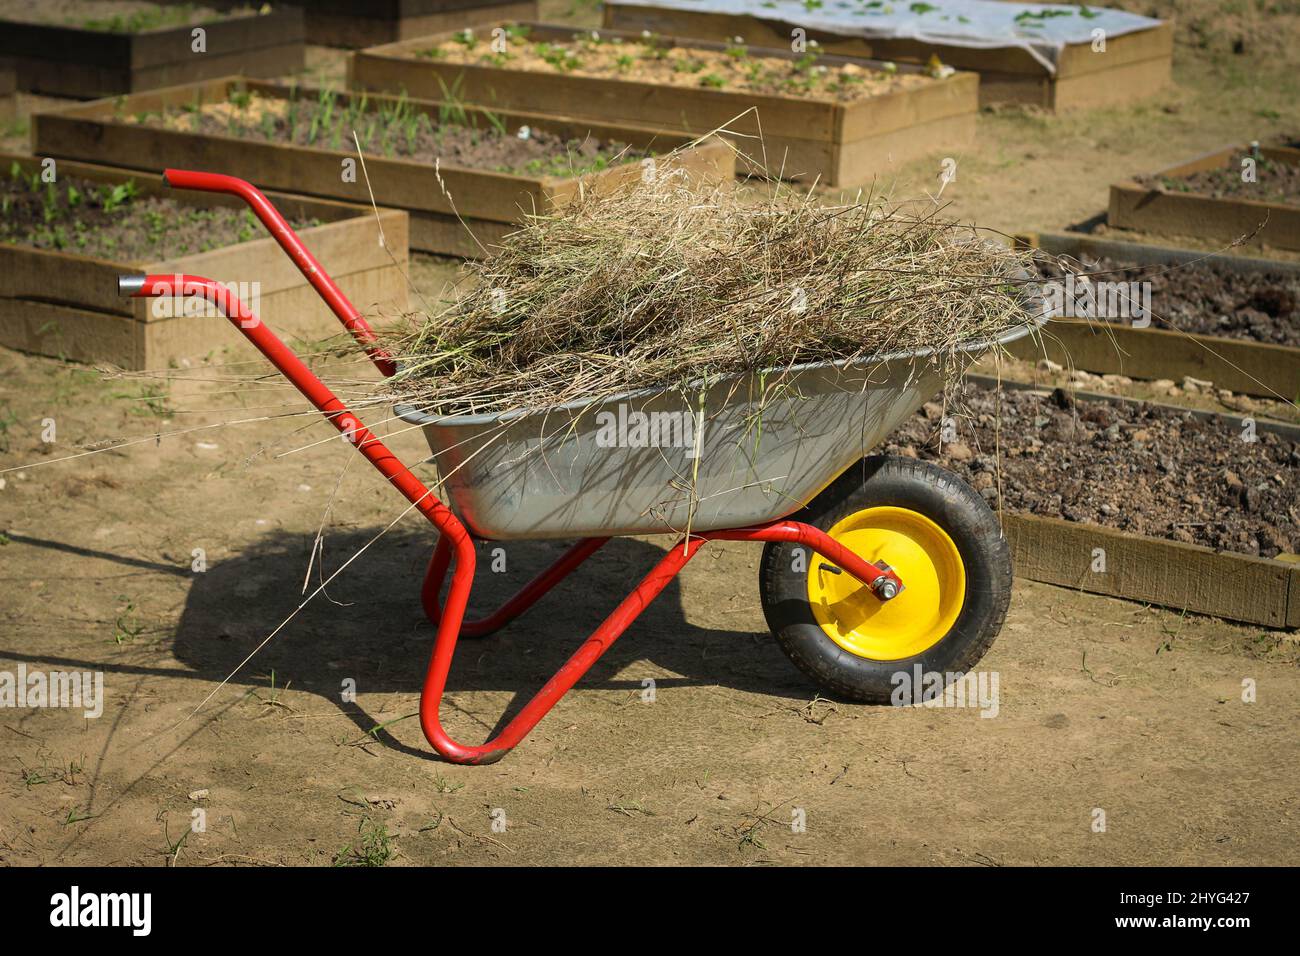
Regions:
[[1006, 231, 1300, 401], [1109, 145, 1300, 254], [304, 0, 540, 48], [1002, 513, 1299, 628]]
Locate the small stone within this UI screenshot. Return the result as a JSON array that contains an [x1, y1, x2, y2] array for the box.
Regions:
[[945, 442, 973, 462], [1038, 358, 1063, 373], [1224, 470, 1243, 491], [188, 789, 209, 802]]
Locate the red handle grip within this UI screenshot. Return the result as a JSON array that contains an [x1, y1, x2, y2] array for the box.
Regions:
[[162, 168, 397, 377]]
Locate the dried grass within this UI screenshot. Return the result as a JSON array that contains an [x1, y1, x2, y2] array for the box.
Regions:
[[376, 168, 1041, 417]]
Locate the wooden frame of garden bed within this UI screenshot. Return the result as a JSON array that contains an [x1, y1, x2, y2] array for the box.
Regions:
[[1005, 231, 1300, 402], [298, 0, 541, 48], [1110, 145, 1300, 254], [30, 76, 737, 257], [347, 22, 979, 186], [600, 3, 1173, 111], [957, 377, 1300, 628], [0, 6, 304, 99], [0, 153, 409, 370], [1003, 513, 1300, 628]]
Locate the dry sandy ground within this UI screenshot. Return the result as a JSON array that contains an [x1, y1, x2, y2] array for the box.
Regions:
[[1, 349, 1296, 866], [0, 1, 1298, 866]]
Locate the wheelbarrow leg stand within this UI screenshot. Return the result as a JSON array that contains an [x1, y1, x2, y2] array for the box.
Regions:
[[418, 523, 900, 764], [419, 536, 709, 763], [421, 536, 610, 638]]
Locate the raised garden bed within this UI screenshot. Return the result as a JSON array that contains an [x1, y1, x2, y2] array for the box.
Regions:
[[602, 0, 1173, 111], [0, 153, 408, 369], [31, 76, 736, 257], [347, 22, 979, 185], [885, 380, 1300, 627], [1110, 145, 1300, 255], [1007, 231, 1300, 401], [0, 1, 304, 98], [296, 0, 540, 48]]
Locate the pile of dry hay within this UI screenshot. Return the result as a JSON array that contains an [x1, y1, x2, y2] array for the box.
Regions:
[[377, 174, 1040, 417]]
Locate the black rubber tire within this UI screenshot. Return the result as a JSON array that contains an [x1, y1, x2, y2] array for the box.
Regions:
[[760, 455, 1012, 703]]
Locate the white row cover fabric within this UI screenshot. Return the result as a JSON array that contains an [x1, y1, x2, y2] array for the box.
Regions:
[[604, 0, 1163, 74]]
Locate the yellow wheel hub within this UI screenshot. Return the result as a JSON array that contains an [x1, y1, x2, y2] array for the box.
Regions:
[[806, 506, 966, 661]]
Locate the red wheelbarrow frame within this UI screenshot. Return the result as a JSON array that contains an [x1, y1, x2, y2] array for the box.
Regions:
[[122, 170, 903, 764]]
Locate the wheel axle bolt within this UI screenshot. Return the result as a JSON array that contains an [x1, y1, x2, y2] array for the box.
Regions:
[[873, 578, 899, 601]]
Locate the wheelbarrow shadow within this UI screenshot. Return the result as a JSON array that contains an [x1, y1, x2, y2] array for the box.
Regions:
[[170, 527, 815, 758]]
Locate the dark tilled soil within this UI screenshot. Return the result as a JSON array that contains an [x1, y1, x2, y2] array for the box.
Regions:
[[1032, 253, 1300, 345], [1, 170, 316, 260], [142, 93, 644, 178], [883, 385, 1300, 557], [1138, 153, 1300, 204]]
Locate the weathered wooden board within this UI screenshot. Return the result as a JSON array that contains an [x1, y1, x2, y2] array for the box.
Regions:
[[601, 4, 1172, 110], [1110, 146, 1300, 254], [0, 8, 304, 98], [1007, 232, 1300, 401], [1003, 513, 1299, 628], [347, 22, 979, 185], [0, 154, 409, 369], [31, 77, 736, 255], [300, 0, 540, 47]]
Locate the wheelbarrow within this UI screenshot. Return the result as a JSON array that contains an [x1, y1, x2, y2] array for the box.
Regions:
[[119, 170, 1045, 764]]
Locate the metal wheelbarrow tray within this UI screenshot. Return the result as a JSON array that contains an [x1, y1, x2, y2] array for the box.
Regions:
[[399, 346, 971, 540], [121, 169, 1044, 765]]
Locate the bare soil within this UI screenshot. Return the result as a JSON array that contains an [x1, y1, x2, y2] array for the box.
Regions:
[[130, 90, 643, 178], [1, 168, 317, 261], [885, 384, 1300, 557], [414, 27, 930, 102], [1032, 252, 1300, 345], [1137, 153, 1300, 204]]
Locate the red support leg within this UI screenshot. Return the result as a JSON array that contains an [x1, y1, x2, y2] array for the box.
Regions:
[[419, 536, 706, 764], [415, 522, 903, 765]]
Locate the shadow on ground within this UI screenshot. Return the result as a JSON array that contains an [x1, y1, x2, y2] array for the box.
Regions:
[[5, 528, 815, 759]]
